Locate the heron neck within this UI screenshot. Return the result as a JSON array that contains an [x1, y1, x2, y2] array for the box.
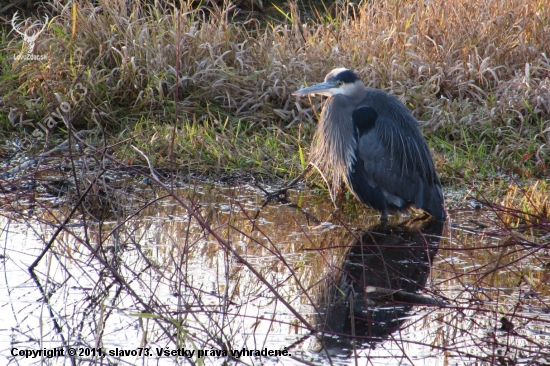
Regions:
[[310, 95, 357, 197]]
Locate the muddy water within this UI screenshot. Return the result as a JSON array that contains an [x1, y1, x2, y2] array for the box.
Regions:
[[1, 182, 549, 365]]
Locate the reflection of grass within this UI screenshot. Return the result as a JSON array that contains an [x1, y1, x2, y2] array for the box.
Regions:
[[3, 166, 548, 364]]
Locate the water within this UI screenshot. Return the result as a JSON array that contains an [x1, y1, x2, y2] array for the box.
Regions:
[[1, 179, 549, 365]]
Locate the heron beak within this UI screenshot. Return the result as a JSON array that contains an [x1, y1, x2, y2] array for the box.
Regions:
[[293, 81, 339, 97]]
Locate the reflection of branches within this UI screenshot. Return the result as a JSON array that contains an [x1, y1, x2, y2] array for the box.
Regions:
[[433, 175, 550, 364], [252, 171, 324, 228], [1, 133, 181, 360], [3, 129, 549, 365], [56, 120, 317, 345], [27, 171, 103, 366]]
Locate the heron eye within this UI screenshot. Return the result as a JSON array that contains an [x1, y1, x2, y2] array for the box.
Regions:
[[338, 81, 344, 87]]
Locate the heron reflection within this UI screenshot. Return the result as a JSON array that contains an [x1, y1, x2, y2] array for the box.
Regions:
[[315, 218, 445, 355]]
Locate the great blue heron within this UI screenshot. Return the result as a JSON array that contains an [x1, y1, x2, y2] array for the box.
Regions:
[[293, 68, 446, 221]]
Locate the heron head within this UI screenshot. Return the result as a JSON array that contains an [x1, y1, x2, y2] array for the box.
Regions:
[[293, 68, 363, 98]]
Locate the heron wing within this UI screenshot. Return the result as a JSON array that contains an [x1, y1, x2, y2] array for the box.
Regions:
[[353, 106, 441, 213]]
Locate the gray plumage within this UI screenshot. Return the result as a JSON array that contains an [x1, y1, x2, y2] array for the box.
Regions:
[[294, 68, 446, 221]]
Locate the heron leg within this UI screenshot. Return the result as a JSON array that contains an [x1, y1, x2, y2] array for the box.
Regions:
[[380, 209, 389, 223]]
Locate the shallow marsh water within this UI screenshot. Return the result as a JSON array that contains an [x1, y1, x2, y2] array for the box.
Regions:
[[1, 180, 549, 365]]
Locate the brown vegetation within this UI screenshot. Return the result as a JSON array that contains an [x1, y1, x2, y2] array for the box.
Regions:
[[2, 0, 548, 166]]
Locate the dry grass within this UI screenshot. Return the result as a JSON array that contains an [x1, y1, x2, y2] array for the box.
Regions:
[[492, 179, 550, 224], [1, 0, 549, 187]]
